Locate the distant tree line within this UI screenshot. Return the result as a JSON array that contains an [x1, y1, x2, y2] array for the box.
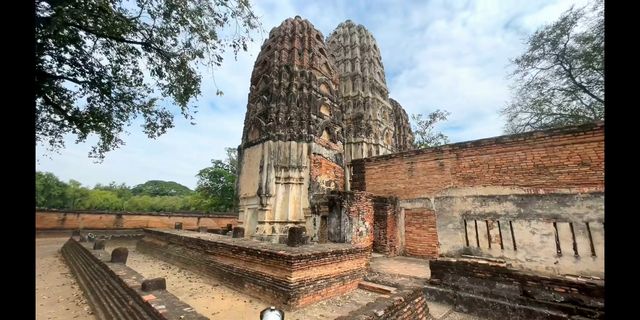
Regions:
[[36, 149, 238, 213]]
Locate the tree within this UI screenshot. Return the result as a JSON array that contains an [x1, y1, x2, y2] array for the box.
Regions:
[[36, 171, 69, 208], [131, 180, 192, 197], [66, 179, 89, 210], [36, 0, 260, 159], [501, 0, 604, 133], [411, 110, 451, 148], [196, 159, 236, 212]]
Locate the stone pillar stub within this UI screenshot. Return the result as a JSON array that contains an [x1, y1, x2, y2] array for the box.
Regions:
[[110, 247, 129, 264], [93, 239, 106, 250], [141, 278, 167, 292], [287, 226, 308, 247], [232, 227, 245, 238]]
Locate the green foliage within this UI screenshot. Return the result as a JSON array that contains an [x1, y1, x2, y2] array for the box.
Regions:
[[36, 146, 239, 212], [196, 159, 236, 212], [35, 0, 260, 159], [77, 189, 124, 211], [36, 171, 68, 208], [502, 0, 604, 133], [411, 110, 451, 149], [94, 182, 133, 199], [66, 179, 89, 210], [131, 180, 193, 197]]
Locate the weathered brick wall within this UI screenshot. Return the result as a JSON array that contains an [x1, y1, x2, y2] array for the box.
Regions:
[[352, 122, 604, 198], [311, 153, 345, 193], [404, 209, 438, 258], [343, 191, 374, 246], [335, 287, 432, 320], [372, 197, 398, 256], [36, 210, 237, 231], [426, 257, 604, 319], [61, 238, 208, 320], [137, 228, 370, 309]]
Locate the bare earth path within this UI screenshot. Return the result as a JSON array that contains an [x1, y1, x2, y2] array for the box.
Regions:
[[36, 237, 483, 320], [35, 237, 96, 320]]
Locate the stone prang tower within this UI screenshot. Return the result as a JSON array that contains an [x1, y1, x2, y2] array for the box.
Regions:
[[236, 16, 345, 243], [327, 20, 414, 187]]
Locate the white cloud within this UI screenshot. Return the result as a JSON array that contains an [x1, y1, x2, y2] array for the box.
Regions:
[[36, 0, 589, 188]]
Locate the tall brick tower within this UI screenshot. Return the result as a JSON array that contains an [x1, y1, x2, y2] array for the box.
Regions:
[[236, 16, 344, 243]]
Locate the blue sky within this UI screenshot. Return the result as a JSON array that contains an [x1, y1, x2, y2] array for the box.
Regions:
[[35, 0, 590, 190]]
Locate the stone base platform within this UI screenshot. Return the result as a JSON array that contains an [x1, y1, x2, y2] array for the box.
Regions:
[[424, 257, 604, 319], [136, 228, 371, 309]]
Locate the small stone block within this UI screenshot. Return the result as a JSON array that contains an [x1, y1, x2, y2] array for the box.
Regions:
[[93, 239, 106, 250], [287, 226, 307, 247], [198, 226, 208, 233], [232, 227, 245, 238], [142, 294, 156, 302], [175, 222, 183, 230], [142, 278, 166, 292], [110, 247, 129, 264]]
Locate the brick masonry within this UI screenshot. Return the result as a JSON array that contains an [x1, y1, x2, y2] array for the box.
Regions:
[[351, 122, 604, 261], [404, 209, 437, 258], [36, 210, 237, 231], [335, 287, 432, 320], [136, 228, 370, 310], [425, 257, 604, 319], [372, 196, 398, 256], [61, 237, 208, 320], [352, 122, 604, 198]]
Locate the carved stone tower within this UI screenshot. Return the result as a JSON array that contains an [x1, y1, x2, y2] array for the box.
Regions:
[[237, 16, 344, 243], [327, 20, 414, 188]]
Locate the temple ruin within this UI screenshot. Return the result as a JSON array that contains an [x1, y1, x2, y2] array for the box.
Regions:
[[39, 16, 604, 320]]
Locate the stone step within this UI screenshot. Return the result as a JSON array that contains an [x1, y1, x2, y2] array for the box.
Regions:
[[358, 280, 397, 295]]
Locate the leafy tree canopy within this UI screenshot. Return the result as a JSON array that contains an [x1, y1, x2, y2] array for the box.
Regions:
[[502, 0, 604, 133], [131, 180, 193, 196], [36, 171, 69, 208], [196, 154, 236, 212], [411, 110, 451, 149], [36, 0, 260, 159]]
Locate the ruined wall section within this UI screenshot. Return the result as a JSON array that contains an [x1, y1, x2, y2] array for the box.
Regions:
[[352, 122, 604, 198], [352, 122, 604, 277], [237, 16, 344, 242]]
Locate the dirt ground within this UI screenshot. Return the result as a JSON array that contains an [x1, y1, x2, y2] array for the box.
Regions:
[[35, 237, 96, 320], [36, 237, 482, 320]]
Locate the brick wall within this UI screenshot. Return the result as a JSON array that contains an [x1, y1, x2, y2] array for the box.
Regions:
[[404, 209, 438, 258], [335, 287, 432, 320], [352, 122, 604, 198], [373, 197, 398, 256], [343, 191, 374, 246], [36, 210, 237, 231], [137, 228, 370, 309], [426, 257, 604, 319], [310, 153, 345, 193], [61, 238, 207, 320]]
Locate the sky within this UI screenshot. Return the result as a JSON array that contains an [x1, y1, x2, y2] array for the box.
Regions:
[[35, 0, 591, 190]]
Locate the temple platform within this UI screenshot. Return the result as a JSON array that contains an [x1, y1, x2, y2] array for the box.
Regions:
[[136, 228, 371, 309]]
